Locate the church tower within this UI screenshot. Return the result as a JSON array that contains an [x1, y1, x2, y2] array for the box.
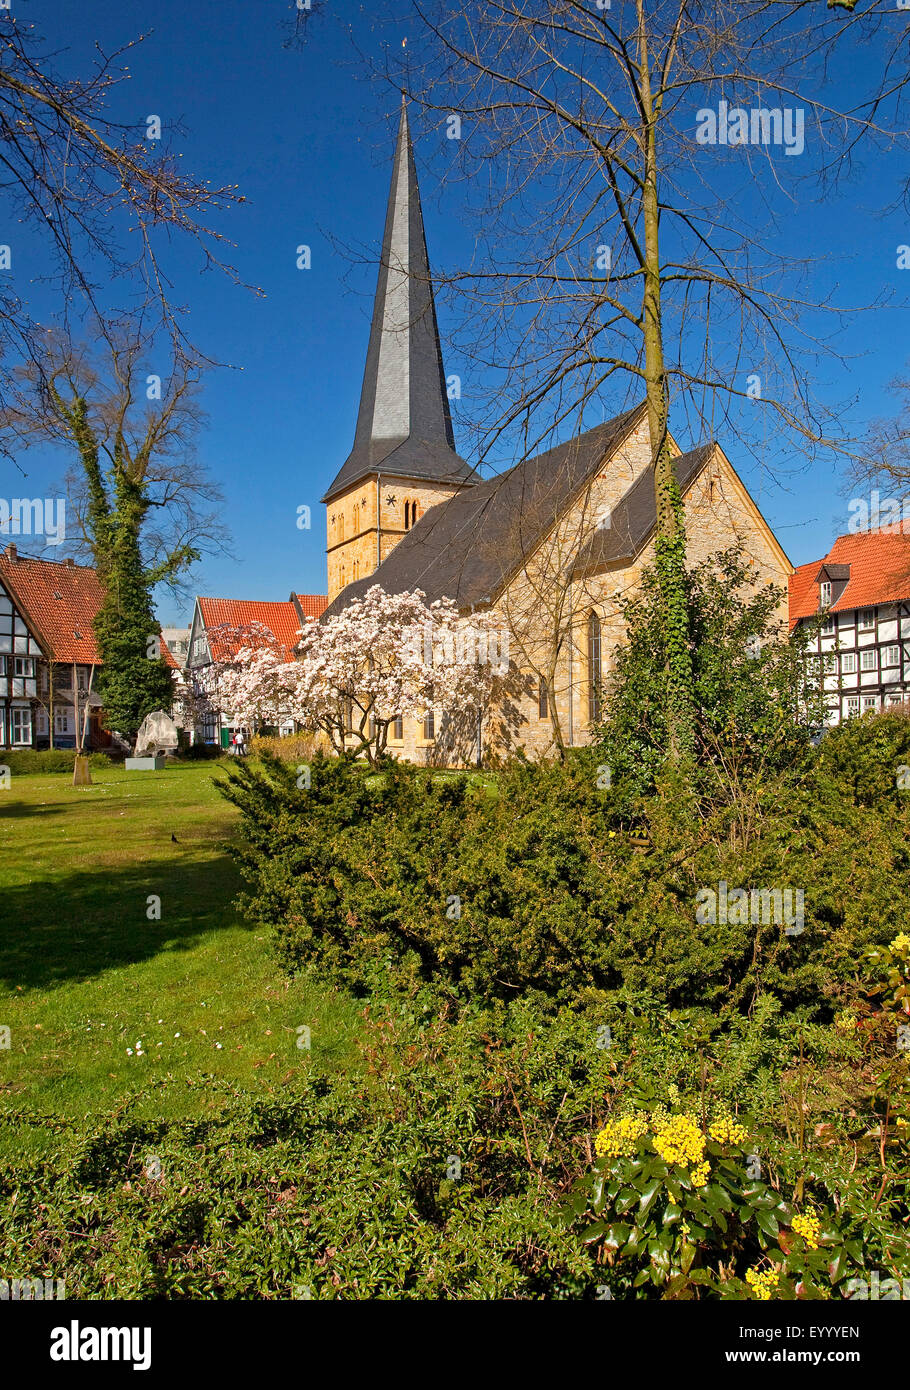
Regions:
[[322, 99, 474, 602]]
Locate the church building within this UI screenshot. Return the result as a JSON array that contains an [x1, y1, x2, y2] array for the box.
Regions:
[[322, 102, 793, 765]]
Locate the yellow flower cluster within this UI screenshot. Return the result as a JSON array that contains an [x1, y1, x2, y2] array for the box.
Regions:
[[652, 1112, 706, 1169], [746, 1265, 781, 1300], [791, 1211, 821, 1249], [709, 1111, 748, 1145], [690, 1160, 711, 1187], [594, 1110, 649, 1159], [890, 933, 910, 954]]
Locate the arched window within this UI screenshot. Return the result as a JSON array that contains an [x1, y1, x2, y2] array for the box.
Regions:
[[588, 612, 602, 726], [352, 560, 359, 582], [353, 502, 360, 534], [404, 500, 411, 529], [338, 514, 345, 543], [340, 564, 346, 590], [538, 674, 549, 720]]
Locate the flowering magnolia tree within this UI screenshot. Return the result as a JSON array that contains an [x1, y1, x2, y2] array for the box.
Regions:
[[190, 621, 298, 735], [215, 643, 305, 732], [292, 585, 509, 765]]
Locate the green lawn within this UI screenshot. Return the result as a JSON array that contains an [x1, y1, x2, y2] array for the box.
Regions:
[[0, 761, 362, 1159]]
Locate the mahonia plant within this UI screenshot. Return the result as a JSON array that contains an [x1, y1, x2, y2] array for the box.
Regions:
[[570, 1095, 857, 1299]]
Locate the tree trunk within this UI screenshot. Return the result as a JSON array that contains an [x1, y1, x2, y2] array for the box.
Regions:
[[638, 13, 695, 764]]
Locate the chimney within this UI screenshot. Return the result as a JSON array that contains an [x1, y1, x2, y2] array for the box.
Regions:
[[5, 543, 17, 562]]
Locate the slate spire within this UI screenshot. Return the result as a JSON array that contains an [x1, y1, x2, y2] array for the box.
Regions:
[[321, 98, 472, 504]]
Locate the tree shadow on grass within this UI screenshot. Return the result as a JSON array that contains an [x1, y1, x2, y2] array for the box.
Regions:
[[0, 852, 249, 991]]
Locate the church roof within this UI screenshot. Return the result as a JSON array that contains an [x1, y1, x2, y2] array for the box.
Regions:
[[572, 442, 716, 571], [319, 405, 712, 617], [321, 99, 473, 505]]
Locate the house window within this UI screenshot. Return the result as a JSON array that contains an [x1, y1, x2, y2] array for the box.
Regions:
[[538, 675, 549, 720], [858, 608, 875, 631], [423, 709, 435, 741], [588, 612, 602, 725], [860, 648, 877, 672], [13, 656, 35, 677], [819, 581, 832, 608], [392, 715, 403, 741], [845, 696, 861, 718], [404, 500, 420, 531], [11, 707, 32, 744], [821, 614, 836, 636], [35, 707, 48, 735], [840, 652, 857, 675], [54, 710, 73, 735], [884, 645, 901, 668], [862, 696, 878, 712]]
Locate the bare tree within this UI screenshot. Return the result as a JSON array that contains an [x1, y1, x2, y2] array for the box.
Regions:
[[0, 16, 248, 410], [1, 322, 226, 588], [388, 0, 908, 761], [853, 379, 910, 503]]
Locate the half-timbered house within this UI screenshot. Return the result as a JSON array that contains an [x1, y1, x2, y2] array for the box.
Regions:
[[0, 543, 178, 750], [789, 531, 910, 724]]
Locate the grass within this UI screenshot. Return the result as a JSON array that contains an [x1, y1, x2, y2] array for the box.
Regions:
[[0, 761, 363, 1160]]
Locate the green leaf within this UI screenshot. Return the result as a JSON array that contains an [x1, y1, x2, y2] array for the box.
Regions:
[[756, 1209, 780, 1239]]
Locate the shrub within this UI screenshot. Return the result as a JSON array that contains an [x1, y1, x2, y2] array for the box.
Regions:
[[249, 730, 330, 762], [595, 549, 822, 800], [2, 748, 112, 775], [570, 1095, 864, 1299], [220, 741, 910, 1016], [174, 742, 226, 761], [811, 706, 910, 810]]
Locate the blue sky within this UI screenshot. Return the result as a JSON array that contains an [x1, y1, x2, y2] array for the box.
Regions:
[[5, 0, 909, 626]]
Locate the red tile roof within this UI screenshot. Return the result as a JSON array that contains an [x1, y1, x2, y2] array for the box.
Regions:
[[789, 530, 910, 628], [197, 594, 327, 660], [198, 597, 301, 660], [0, 545, 179, 667], [294, 593, 328, 620]]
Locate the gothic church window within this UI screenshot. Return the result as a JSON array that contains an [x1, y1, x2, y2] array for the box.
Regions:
[[588, 612, 602, 726]]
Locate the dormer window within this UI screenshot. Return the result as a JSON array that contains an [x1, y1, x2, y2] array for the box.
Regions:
[[819, 581, 832, 609]]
